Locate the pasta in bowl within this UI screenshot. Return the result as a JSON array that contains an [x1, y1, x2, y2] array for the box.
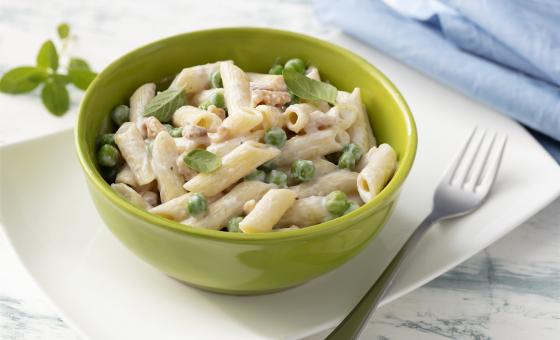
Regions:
[[76, 28, 416, 294]]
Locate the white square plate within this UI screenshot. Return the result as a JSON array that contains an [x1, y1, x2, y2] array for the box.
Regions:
[[1, 34, 559, 340]]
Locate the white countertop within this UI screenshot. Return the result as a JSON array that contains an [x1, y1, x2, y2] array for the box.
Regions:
[[1, 0, 559, 339]]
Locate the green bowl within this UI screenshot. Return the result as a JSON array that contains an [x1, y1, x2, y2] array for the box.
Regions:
[[75, 28, 417, 295]]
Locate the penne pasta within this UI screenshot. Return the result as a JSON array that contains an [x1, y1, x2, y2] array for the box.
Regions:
[[129, 83, 156, 137], [326, 103, 359, 130], [255, 105, 285, 130], [345, 88, 376, 152], [357, 144, 397, 202], [172, 106, 222, 132], [276, 128, 345, 165], [219, 107, 263, 138], [290, 170, 358, 198], [189, 88, 224, 107], [239, 189, 297, 233], [206, 130, 264, 157], [284, 103, 316, 133], [151, 131, 186, 202], [169, 62, 220, 93], [114, 122, 155, 185], [182, 181, 273, 230], [311, 157, 338, 177], [220, 61, 251, 113], [277, 196, 330, 228], [111, 183, 151, 210], [149, 192, 192, 221], [248, 73, 287, 91], [184, 141, 280, 196]]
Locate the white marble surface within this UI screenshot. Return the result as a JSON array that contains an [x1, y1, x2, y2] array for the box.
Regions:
[[0, 0, 558, 339]]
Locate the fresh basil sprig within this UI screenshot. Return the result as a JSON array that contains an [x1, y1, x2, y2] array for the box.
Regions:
[[0, 23, 97, 116], [282, 67, 338, 105], [143, 88, 186, 123], [183, 149, 222, 173]]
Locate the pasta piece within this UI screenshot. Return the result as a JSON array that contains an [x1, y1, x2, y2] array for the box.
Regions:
[[174, 138, 198, 154], [284, 103, 316, 133], [151, 131, 186, 202], [251, 89, 291, 107], [184, 141, 280, 196], [111, 183, 151, 210], [277, 196, 329, 228], [312, 158, 338, 177], [172, 106, 222, 132], [189, 88, 224, 107], [206, 130, 264, 157], [345, 88, 377, 152], [326, 103, 359, 130], [356, 146, 377, 171], [129, 83, 156, 137], [248, 73, 287, 91], [243, 199, 256, 215], [149, 193, 192, 221], [239, 189, 297, 233], [207, 105, 226, 120], [219, 108, 263, 138], [176, 153, 196, 181], [290, 170, 358, 198], [145, 116, 167, 139], [276, 128, 345, 166], [218, 61, 263, 138], [255, 105, 285, 130], [182, 181, 273, 230], [169, 62, 220, 93], [305, 66, 321, 81], [220, 61, 251, 113], [304, 110, 337, 133], [357, 144, 397, 202], [114, 122, 155, 185], [115, 165, 137, 187]]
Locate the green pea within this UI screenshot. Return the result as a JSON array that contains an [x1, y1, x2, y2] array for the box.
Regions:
[[97, 144, 120, 167], [291, 160, 316, 182], [344, 201, 360, 215], [338, 151, 356, 170], [338, 143, 363, 170], [258, 160, 277, 172], [284, 58, 305, 74], [95, 133, 116, 150], [169, 127, 183, 138], [210, 91, 225, 109], [163, 123, 174, 131], [264, 127, 287, 148], [187, 193, 208, 217], [227, 216, 243, 232], [198, 101, 211, 110], [245, 169, 266, 182], [111, 105, 130, 126], [343, 143, 363, 159], [266, 169, 288, 188], [268, 64, 284, 75], [210, 71, 223, 88], [325, 190, 350, 216]]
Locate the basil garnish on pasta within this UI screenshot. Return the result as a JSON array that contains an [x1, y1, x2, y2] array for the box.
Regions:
[[282, 67, 337, 105], [183, 149, 222, 173]]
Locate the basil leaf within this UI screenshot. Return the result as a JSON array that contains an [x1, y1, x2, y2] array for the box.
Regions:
[[57, 23, 70, 39], [283, 67, 337, 105], [36, 40, 59, 71], [41, 78, 69, 116], [68, 69, 97, 90], [143, 88, 185, 123], [183, 149, 221, 173], [0, 66, 47, 94], [69, 58, 90, 71]]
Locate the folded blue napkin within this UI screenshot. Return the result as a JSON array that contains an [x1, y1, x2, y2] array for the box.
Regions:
[[313, 0, 560, 162]]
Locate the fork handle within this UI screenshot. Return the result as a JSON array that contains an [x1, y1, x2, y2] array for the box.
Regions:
[[326, 212, 440, 340]]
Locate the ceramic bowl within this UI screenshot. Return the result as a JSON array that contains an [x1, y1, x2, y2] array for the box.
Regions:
[[75, 28, 417, 294]]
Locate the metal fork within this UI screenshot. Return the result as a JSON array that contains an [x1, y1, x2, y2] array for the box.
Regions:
[[326, 128, 507, 340]]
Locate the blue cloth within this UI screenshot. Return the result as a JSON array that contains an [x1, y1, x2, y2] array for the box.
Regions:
[[313, 0, 560, 162]]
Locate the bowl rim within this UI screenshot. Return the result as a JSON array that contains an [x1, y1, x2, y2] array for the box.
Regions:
[[75, 27, 417, 242]]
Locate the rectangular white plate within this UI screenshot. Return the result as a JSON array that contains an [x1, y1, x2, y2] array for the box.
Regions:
[[1, 33, 559, 340]]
